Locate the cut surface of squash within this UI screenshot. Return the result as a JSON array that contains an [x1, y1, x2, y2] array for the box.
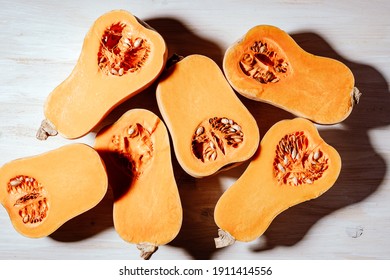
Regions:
[[214, 118, 341, 247], [94, 109, 182, 259], [37, 10, 168, 140], [223, 25, 360, 124], [0, 144, 108, 238], [156, 54, 260, 178]]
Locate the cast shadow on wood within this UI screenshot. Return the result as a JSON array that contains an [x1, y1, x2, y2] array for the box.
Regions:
[[248, 32, 389, 254], [49, 187, 114, 242]]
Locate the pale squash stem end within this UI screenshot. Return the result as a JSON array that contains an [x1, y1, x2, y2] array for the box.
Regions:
[[137, 242, 158, 260], [214, 229, 235, 248], [36, 119, 58, 140], [352, 87, 362, 105]]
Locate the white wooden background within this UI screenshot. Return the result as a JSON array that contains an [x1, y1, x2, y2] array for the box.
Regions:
[[0, 0, 389, 260]]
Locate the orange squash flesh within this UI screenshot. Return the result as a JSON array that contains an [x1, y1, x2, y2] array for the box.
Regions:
[[156, 54, 260, 178], [0, 144, 108, 238], [94, 109, 182, 259], [214, 118, 341, 247], [37, 10, 168, 140], [223, 25, 360, 124]]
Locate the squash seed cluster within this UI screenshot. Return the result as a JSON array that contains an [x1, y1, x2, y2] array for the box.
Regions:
[[98, 22, 150, 76], [273, 131, 329, 186], [111, 123, 154, 178], [7, 175, 48, 225], [192, 117, 244, 162], [240, 40, 289, 84]]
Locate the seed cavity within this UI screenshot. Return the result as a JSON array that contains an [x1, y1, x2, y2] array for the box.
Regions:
[[273, 131, 329, 186], [240, 40, 289, 84], [7, 175, 49, 225], [192, 117, 244, 162], [111, 123, 154, 178], [98, 22, 150, 76]]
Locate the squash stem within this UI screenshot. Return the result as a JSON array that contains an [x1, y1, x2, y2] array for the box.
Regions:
[[352, 87, 362, 105], [165, 53, 184, 69], [36, 119, 58, 140], [136, 242, 158, 260], [214, 229, 235, 248]]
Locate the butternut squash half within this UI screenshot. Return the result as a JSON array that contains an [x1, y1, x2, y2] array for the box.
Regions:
[[223, 25, 361, 124], [156, 54, 260, 178], [37, 10, 168, 140], [0, 144, 108, 238], [214, 118, 341, 248], [94, 109, 182, 259]]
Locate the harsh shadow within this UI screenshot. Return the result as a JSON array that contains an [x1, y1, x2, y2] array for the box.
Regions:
[[249, 32, 389, 254], [146, 17, 224, 66], [50, 187, 114, 242]]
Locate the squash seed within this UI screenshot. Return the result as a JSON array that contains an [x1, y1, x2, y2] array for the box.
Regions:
[[196, 126, 204, 135]]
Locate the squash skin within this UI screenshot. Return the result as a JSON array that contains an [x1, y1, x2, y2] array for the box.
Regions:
[[214, 118, 341, 246], [0, 144, 108, 238], [94, 109, 182, 259], [156, 54, 260, 178], [38, 10, 168, 140], [223, 25, 358, 124]]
